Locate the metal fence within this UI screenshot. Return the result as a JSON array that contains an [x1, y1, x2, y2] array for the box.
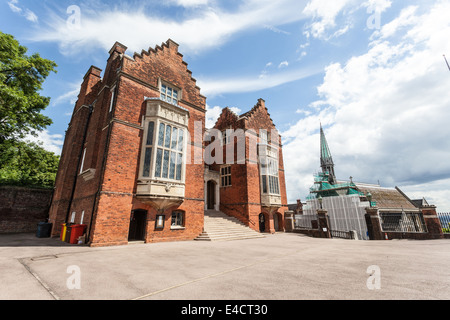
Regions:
[[438, 213, 450, 233], [294, 215, 317, 230], [380, 212, 427, 233], [330, 230, 355, 240], [304, 195, 370, 240]]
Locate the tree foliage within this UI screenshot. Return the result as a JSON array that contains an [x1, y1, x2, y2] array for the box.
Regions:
[[0, 31, 60, 188], [0, 31, 57, 142], [0, 141, 60, 188]]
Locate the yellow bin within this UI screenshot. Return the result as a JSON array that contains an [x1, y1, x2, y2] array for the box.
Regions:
[[60, 224, 67, 242]]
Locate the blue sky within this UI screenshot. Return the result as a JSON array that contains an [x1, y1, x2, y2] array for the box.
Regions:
[[2, 0, 450, 211]]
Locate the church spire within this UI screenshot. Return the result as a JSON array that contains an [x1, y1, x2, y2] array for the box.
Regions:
[[320, 124, 336, 185]]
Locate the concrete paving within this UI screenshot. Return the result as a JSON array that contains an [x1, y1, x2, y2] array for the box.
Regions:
[[0, 232, 449, 300]]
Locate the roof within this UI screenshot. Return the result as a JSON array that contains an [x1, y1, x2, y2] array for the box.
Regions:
[[355, 184, 417, 210], [411, 198, 429, 208]]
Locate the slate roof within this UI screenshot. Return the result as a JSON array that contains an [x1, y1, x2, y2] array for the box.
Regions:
[[355, 184, 417, 210]]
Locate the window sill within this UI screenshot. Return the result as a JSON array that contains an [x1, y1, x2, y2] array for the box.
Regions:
[[79, 168, 96, 181], [170, 226, 185, 230]]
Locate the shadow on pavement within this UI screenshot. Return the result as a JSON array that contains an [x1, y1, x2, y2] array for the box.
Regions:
[[0, 233, 84, 247]]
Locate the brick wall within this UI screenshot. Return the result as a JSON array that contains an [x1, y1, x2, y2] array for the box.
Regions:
[[0, 186, 53, 233], [212, 99, 289, 233], [365, 206, 446, 240], [50, 39, 207, 246]]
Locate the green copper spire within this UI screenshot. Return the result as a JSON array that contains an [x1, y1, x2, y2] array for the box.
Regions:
[[320, 124, 336, 185]]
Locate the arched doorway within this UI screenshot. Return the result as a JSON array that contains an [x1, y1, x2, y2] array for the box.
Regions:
[[207, 180, 216, 210], [259, 213, 266, 232], [128, 210, 147, 241], [273, 213, 281, 232]]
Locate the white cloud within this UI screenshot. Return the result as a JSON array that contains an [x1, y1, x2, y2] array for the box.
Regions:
[[7, 0, 38, 23], [199, 65, 320, 97], [302, 0, 355, 39], [363, 0, 392, 13], [278, 61, 289, 68], [205, 105, 241, 129], [24, 9, 38, 23], [283, 2, 450, 212], [52, 81, 82, 107], [8, 0, 21, 13], [264, 25, 291, 35], [302, 0, 392, 40], [31, 0, 311, 56], [168, 0, 209, 7], [373, 6, 418, 40], [24, 130, 64, 155]]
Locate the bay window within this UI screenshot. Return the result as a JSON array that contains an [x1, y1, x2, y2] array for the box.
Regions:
[[140, 119, 185, 182], [261, 156, 280, 195], [136, 87, 189, 206], [154, 122, 184, 181]]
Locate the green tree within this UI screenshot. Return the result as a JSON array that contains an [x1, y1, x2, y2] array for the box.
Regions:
[[0, 31, 59, 188], [0, 141, 60, 188], [0, 31, 57, 143]]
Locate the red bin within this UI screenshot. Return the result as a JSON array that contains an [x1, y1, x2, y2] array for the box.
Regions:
[[69, 224, 87, 244]]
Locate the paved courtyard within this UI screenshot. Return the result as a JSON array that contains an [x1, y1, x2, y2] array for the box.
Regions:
[[0, 232, 449, 300]]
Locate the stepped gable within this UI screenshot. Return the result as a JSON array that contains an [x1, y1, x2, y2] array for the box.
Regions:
[[213, 107, 241, 130], [240, 98, 277, 132], [122, 39, 206, 109], [214, 99, 278, 133]]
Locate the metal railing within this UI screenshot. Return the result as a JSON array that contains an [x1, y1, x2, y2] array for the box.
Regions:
[[380, 212, 427, 233], [438, 213, 450, 233], [294, 215, 317, 230], [330, 230, 355, 240]]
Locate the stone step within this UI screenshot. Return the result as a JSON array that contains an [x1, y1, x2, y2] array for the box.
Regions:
[[199, 230, 261, 236], [195, 233, 265, 241], [196, 210, 264, 242]]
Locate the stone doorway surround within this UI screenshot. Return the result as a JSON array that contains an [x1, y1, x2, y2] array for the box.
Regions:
[[204, 167, 220, 211]]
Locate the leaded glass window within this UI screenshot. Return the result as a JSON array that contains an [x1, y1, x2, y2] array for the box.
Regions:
[[261, 155, 280, 195], [160, 84, 179, 105], [142, 121, 155, 178], [221, 166, 232, 187], [152, 121, 184, 181]]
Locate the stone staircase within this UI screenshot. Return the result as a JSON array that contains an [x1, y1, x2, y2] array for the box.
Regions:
[[195, 210, 265, 241]]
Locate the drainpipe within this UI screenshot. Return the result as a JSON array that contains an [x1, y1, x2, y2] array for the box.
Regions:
[[87, 119, 112, 244], [86, 86, 117, 244]]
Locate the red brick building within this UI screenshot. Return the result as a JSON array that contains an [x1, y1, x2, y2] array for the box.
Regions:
[[205, 102, 288, 234], [48, 40, 288, 246]]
